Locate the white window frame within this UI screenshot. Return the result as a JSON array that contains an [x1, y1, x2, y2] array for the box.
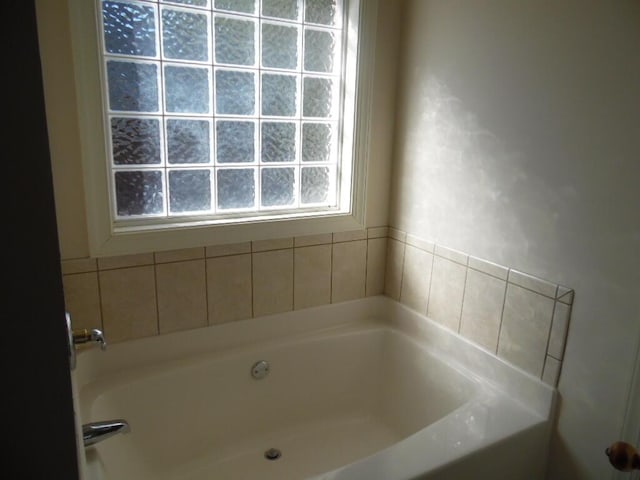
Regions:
[[68, 0, 378, 257]]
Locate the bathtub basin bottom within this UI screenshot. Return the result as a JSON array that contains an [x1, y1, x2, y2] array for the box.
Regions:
[[168, 410, 399, 480], [86, 407, 401, 480]]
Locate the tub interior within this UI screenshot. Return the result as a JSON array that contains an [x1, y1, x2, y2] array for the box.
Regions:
[[80, 328, 478, 480]]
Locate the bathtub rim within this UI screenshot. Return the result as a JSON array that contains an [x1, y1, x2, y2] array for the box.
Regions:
[[74, 296, 554, 419]]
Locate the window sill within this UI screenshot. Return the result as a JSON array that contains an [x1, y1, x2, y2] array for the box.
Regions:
[[92, 211, 366, 257]]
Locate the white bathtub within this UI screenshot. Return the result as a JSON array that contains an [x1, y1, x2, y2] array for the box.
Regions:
[[73, 296, 556, 480]]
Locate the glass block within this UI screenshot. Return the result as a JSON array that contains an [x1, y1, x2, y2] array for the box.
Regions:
[[111, 117, 161, 165], [262, 0, 299, 21], [162, 0, 208, 6], [115, 170, 164, 216], [304, 29, 335, 73], [216, 121, 255, 163], [261, 168, 295, 207], [162, 8, 209, 61], [167, 119, 210, 164], [301, 166, 330, 203], [216, 70, 255, 115], [164, 65, 210, 113], [215, 17, 255, 66], [169, 169, 211, 212], [302, 122, 333, 162], [303, 77, 333, 118], [262, 23, 298, 70], [102, 1, 157, 57], [262, 74, 297, 117], [261, 122, 296, 162], [305, 0, 339, 26], [214, 0, 255, 14], [217, 169, 255, 209], [107, 61, 159, 112]]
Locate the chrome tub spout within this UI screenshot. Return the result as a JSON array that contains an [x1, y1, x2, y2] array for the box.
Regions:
[[83, 420, 130, 447]]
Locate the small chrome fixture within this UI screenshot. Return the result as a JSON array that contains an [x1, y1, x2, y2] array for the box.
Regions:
[[83, 420, 130, 447], [72, 327, 107, 350], [264, 448, 281, 460], [67, 312, 107, 370], [251, 360, 270, 379]]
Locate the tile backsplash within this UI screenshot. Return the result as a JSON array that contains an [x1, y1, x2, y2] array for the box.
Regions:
[[385, 228, 574, 387], [62, 225, 574, 387], [62, 228, 388, 344]]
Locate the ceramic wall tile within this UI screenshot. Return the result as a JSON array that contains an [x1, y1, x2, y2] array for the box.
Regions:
[[498, 284, 555, 377], [548, 301, 572, 360], [253, 249, 294, 316], [399, 245, 433, 314], [542, 355, 562, 387], [97, 253, 154, 270], [294, 244, 332, 309], [252, 238, 294, 252], [294, 233, 332, 247], [156, 260, 207, 333], [61, 258, 97, 275], [460, 269, 506, 353], [99, 266, 158, 343], [427, 256, 467, 332], [367, 226, 389, 239], [384, 238, 405, 300], [468, 256, 508, 280], [155, 247, 204, 264], [332, 240, 367, 303], [366, 237, 387, 296], [508, 269, 557, 298], [207, 254, 252, 324], [206, 242, 251, 258], [333, 230, 367, 243]]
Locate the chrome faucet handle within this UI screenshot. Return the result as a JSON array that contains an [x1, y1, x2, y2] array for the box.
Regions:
[[72, 327, 107, 351], [65, 312, 107, 370], [89, 329, 107, 351], [66, 313, 107, 370]]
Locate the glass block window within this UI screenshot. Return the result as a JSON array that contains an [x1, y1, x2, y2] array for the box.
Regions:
[[99, 0, 346, 219]]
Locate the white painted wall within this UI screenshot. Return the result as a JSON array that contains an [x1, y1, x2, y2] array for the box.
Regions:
[[390, 0, 640, 478]]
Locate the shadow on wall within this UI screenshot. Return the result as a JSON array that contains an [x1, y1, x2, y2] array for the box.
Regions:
[[546, 395, 593, 479]]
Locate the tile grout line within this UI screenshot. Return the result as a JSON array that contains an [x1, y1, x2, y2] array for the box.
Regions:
[[457, 263, 470, 334], [507, 279, 560, 301], [204, 255, 211, 326], [541, 299, 561, 379], [329, 237, 333, 305], [291, 247, 295, 312], [364, 237, 370, 296], [541, 285, 560, 381], [250, 250, 255, 318], [397, 238, 407, 303], [424, 241, 435, 316], [152, 259, 161, 336], [96, 265, 105, 334], [494, 271, 510, 356]]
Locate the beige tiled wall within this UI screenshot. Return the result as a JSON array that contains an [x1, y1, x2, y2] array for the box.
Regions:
[[62, 228, 388, 344], [385, 228, 574, 387], [62, 225, 574, 387]]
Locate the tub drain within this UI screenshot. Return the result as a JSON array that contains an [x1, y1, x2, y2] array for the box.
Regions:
[[264, 448, 281, 461]]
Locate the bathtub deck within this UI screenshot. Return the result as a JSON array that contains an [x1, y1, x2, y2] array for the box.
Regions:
[[167, 410, 400, 480]]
